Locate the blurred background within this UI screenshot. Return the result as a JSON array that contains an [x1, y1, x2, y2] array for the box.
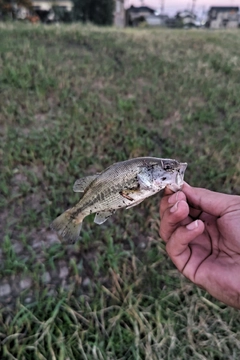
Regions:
[[1, 0, 240, 29]]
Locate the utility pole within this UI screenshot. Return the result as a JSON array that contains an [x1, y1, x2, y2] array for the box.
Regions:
[[191, 0, 196, 13], [201, 6, 205, 21], [160, 0, 164, 14]]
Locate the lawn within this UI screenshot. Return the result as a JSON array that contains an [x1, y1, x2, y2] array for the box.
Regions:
[[1, 23, 240, 359]]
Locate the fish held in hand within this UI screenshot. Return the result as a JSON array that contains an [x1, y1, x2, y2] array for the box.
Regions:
[[51, 157, 187, 243]]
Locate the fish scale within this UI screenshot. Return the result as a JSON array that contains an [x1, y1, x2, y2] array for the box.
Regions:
[[51, 157, 187, 243]]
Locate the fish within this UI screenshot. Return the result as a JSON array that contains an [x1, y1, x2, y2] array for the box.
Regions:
[[51, 157, 187, 243]]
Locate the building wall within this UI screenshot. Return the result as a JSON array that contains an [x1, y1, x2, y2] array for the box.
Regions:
[[146, 15, 168, 26], [228, 20, 239, 28], [210, 11, 239, 29]]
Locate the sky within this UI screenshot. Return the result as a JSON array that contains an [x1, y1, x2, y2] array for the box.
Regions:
[[124, 0, 239, 17]]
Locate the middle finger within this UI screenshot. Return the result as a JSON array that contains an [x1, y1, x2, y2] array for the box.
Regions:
[[160, 190, 187, 219], [159, 199, 190, 242]]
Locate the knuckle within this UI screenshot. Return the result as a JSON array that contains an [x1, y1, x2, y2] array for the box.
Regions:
[[159, 226, 168, 241], [159, 207, 165, 221], [159, 227, 164, 239], [159, 200, 170, 220]]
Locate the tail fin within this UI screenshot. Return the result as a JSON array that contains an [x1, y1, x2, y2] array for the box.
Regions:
[[51, 210, 82, 244]]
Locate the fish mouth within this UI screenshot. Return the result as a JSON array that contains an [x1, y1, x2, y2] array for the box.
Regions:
[[176, 162, 187, 186], [179, 162, 187, 174]]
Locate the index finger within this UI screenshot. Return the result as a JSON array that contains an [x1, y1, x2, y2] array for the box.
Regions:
[[160, 190, 186, 220], [182, 182, 237, 217]]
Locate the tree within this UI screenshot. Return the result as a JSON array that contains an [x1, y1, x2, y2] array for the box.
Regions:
[[73, 0, 114, 25], [89, 0, 114, 25]]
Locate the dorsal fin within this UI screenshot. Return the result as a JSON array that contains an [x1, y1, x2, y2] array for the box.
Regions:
[[73, 174, 99, 192]]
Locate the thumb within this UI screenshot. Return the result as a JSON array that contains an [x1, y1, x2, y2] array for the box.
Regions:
[[182, 182, 232, 217]]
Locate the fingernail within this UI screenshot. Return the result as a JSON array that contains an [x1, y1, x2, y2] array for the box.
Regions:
[[186, 220, 199, 230], [170, 201, 178, 213], [168, 192, 178, 204]]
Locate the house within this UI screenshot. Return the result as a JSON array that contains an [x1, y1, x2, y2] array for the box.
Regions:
[[165, 10, 199, 28], [30, 0, 73, 22], [175, 10, 200, 28], [126, 5, 155, 26], [31, 0, 73, 12], [206, 6, 239, 29], [114, 0, 125, 27]]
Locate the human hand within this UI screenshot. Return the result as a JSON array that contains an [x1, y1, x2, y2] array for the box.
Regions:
[[159, 182, 240, 309]]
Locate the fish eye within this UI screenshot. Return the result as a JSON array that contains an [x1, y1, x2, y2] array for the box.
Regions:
[[163, 164, 172, 171]]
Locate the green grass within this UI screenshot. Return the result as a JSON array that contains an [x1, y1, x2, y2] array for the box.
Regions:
[[1, 23, 240, 359]]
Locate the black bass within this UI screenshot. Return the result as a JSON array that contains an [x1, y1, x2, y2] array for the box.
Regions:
[[51, 157, 187, 243]]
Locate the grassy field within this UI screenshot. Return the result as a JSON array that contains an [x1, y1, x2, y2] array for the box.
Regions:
[[1, 23, 240, 359]]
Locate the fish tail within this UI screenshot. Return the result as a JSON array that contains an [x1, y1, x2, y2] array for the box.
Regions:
[[51, 209, 83, 244]]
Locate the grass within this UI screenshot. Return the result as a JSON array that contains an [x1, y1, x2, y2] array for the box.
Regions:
[[1, 23, 240, 359]]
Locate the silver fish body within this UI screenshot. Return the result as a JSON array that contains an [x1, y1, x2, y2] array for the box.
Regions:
[[51, 157, 187, 243]]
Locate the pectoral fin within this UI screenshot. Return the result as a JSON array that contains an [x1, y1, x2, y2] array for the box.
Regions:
[[137, 172, 152, 190], [94, 210, 115, 225], [73, 174, 99, 192]]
